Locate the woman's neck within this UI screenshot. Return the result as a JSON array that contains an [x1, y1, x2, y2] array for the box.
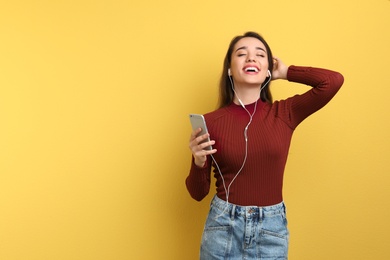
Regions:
[[232, 86, 261, 105]]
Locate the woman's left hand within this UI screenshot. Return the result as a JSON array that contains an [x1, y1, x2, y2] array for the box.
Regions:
[[271, 57, 288, 80]]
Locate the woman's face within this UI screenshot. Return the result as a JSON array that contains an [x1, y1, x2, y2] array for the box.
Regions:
[[229, 37, 269, 87]]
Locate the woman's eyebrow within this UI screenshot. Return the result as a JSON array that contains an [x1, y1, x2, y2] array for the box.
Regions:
[[256, 47, 266, 53], [235, 46, 247, 52], [235, 46, 266, 53]]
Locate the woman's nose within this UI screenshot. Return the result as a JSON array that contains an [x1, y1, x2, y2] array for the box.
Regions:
[[246, 55, 256, 62]]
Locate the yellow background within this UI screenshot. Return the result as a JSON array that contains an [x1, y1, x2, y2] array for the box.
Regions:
[[0, 0, 389, 259]]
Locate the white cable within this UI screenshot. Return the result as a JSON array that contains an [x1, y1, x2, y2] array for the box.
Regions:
[[212, 73, 272, 218]]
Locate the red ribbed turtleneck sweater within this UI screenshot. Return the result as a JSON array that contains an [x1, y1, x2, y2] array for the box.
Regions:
[[186, 66, 344, 206]]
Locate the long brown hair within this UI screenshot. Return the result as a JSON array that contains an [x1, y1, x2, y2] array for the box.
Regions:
[[218, 32, 274, 108]]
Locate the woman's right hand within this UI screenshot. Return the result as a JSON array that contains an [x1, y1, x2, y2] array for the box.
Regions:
[[189, 128, 217, 168]]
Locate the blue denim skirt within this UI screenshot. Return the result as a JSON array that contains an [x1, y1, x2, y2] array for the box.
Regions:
[[200, 195, 289, 260]]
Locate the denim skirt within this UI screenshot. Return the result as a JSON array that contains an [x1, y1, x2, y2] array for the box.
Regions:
[[200, 195, 289, 260]]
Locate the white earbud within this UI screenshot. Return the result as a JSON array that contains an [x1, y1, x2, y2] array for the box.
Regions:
[[228, 68, 231, 76], [268, 70, 271, 77]]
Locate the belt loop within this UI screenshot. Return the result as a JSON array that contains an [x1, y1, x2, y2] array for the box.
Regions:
[[230, 204, 236, 220], [259, 207, 263, 221]]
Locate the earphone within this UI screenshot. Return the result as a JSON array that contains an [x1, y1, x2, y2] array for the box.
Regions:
[[210, 68, 272, 218]]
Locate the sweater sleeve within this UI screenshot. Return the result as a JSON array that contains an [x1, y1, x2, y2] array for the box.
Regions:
[[185, 156, 212, 201], [279, 65, 344, 129]]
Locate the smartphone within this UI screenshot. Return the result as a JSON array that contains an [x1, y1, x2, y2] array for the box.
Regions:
[[189, 114, 212, 150]]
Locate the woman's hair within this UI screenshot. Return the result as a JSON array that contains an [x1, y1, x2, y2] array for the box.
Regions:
[[218, 31, 274, 108]]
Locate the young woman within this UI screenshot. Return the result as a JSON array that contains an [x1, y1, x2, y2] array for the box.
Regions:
[[186, 31, 344, 259]]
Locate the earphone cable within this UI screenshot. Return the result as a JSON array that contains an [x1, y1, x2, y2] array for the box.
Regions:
[[212, 73, 272, 218]]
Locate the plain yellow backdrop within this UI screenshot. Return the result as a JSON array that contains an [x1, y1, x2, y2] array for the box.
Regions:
[[0, 0, 389, 259]]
